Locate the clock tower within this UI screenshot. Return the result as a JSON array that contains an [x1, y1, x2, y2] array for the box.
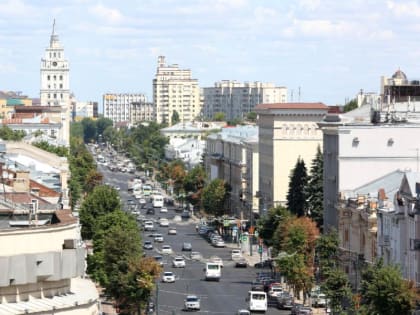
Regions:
[[40, 21, 70, 107]]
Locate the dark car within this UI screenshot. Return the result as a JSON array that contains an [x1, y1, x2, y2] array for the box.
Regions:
[[235, 258, 248, 268], [251, 281, 265, 292], [181, 211, 190, 219], [276, 291, 293, 310], [146, 208, 155, 215], [254, 259, 273, 269], [182, 242, 192, 251]]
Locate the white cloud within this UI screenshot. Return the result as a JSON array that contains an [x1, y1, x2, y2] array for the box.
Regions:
[[174, 0, 247, 15], [387, 1, 420, 17], [89, 4, 123, 23], [299, 0, 321, 11], [281, 19, 356, 38], [0, 0, 37, 17], [254, 6, 278, 24]]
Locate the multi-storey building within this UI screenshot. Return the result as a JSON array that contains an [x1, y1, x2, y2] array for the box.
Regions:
[[205, 125, 258, 217], [72, 101, 98, 121], [130, 101, 154, 124], [319, 101, 420, 231], [256, 103, 328, 211], [203, 81, 287, 121], [39, 22, 71, 146], [0, 91, 32, 119], [153, 56, 201, 124], [103, 93, 147, 124]]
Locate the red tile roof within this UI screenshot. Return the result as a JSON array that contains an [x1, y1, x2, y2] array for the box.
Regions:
[[255, 102, 328, 110]]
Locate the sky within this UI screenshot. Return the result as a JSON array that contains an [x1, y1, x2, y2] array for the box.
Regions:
[[1, 0, 420, 108]]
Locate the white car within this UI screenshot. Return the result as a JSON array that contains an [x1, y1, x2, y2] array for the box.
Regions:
[[154, 234, 164, 243], [213, 239, 225, 248], [159, 218, 169, 227], [184, 295, 200, 311], [162, 271, 175, 283], [237, 310, 250, 315], [160, 207, 168, 213], [190, 251, 202, 260], [161, 245, 173, 255], [231, 249, 243, 260], [210, 256, 223, 267], [168, 227, 177, 235], [172, 256, 186, 268]]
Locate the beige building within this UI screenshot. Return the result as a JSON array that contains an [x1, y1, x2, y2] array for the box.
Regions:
[[203, 80, 287, 121], [130, 101, 154, 124], [255, 103, 328, 210], [153, 56, 201, 124], [0, 91, 32, 119]]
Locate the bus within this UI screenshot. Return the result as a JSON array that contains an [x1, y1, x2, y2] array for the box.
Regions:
[[142, 185, 152, 197], [152, 194, 164, 208]]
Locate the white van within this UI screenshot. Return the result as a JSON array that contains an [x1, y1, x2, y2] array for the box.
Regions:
[[247, 291, 267, 313], [204, 262, 221, 281]]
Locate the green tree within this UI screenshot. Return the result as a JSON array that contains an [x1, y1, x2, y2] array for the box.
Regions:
[[287, 158, 308, 217], [171, 110, 180, 125], [321, 268, 352, 314], [33, 141, 69, 157], [81, 117, 97, 143], [343, 99, 358, 113], [257, 206, 291, 247], [85, 169, 104, 193], [202, 179, 229, 216], [213, 112, 225, 121], [0, 125, 26, 140], [183, 165, 206, 207], [306, 145, 324, 228], [96, 117, 113, 139], [246, 111, 257, 122], [360, 260, 417, 315], [79, 185, 121, 239], [316, 229, 340, 272]]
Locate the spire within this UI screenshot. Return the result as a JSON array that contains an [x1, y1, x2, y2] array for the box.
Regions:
[[49, 19, 60, 47]]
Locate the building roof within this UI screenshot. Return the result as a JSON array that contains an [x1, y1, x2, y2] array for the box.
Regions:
[[255, 102, 328, 110]]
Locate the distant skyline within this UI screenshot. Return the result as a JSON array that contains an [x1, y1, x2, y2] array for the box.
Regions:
[[1, 0, 420, 107]]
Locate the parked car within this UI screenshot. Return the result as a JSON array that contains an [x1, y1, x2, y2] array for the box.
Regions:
[[182, 242, 192, 251], [162, 271, 175, 283], [254, 259, 274, 269], [184, 295, 200, 311], [213, 239, 226, 247], [312, 293, 327, 307], [168, 227, 177, 235], [172, 256, 186, 268], [276, 291, 293, 310]]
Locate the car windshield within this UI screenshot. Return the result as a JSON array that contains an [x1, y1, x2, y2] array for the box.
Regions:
[[164, 272, 172, 276], [175, 258, 183, 261], [252, 293, 266, 300], [186, 297, 198, 302]]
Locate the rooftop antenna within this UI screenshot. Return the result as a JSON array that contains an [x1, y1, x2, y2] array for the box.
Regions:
[[298, 86, 301, 102], [52, 18, 56, 35]]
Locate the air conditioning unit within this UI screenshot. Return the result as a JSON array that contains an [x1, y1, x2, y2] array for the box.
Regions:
[[63, 239, 77, 249]]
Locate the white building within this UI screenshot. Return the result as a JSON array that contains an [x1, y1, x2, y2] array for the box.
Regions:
[[103, 93, 148, 124], [39, 22, 71, 146], [256, 103, 328, 210], [320, 102, 420, 230], [203, 80, 287, 121], [153, 56, 201, 124], [377, 171, 420, 287], [72, 101, 98, 121], [205, 125, 258, 217], [130, 101, 154, 125]]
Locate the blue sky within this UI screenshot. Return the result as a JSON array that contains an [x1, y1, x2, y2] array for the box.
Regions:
[[1, 0, 420, 107]]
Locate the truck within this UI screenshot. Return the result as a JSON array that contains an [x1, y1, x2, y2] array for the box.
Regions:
[[204, 262, 221, 281]]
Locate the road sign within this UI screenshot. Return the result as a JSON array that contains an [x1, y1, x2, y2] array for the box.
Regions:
[[241, 235, 248, 242]]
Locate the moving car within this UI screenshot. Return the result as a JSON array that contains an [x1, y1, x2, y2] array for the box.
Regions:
[[235, 258, 248, 268], [172, 256, 186, 268], [237, 310, 250, 315], [182, 242, 192, 251], [160, 207, 168, 213], [268, 284, 283, 298], [161, 244, 173, 254], [184, 295, 200, 311], [162, 271, 175, 283], [154, 234, 164, 243], [144, 221, 154, 231], [159, 218, 169, 227], [146, 208, 155, 215], [168, 227, 177, 235], [247, 291, 267, 313], [213, 239, 226, 248], [209, 256, 223, 267], [231, 249, 243, 260], [276, 291, 293, 310], [204, 262, 221, 281], [153, 255, 163, 266], [190, 251, 202, 260], [143, 241, 153, 250]]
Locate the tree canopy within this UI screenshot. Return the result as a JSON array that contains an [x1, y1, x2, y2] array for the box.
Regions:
[[306, 145, 324, 228], [343, 99, 358, 113], [202, 178, 229, 216], [213, 112, 225, 121], [0, 125, 25, 141]]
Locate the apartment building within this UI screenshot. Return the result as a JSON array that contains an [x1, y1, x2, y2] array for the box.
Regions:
[[72, 101, 98, 121], [203, 80, 287, 121], [205, 125, 258, 217], [256, 103, 328, 211], [103, 93, 148, 124], [153, 56, 201, 124], [130, 101, 155, 124], [0, 91, 32, 119]]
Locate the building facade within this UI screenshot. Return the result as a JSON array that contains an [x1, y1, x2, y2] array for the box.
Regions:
[[72, 101, 98, 121], [320, 102, 420, 230], [380, 69, 420, 103], [0, 91, 32, 119], [203, 81, 287, 121], [103, 93, 148, 124], [256, 103, 328, 210], [153, 56, 201, 124], [205, 125, 258, 218], [130, 101, 154, 124]]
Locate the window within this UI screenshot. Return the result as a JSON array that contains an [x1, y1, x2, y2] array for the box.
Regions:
[[60, 93, 63, 99], [59, 84, 63, 89], [53, 75, 56, 80], [47, 75, 50, 80], [59, 75, 63, 80], [48, 93, 50, 98], [53, 93, 57, 99], [54, 52, 56, 57]]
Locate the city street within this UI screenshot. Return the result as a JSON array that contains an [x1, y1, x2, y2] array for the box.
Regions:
[[97, 161, 292, 315]]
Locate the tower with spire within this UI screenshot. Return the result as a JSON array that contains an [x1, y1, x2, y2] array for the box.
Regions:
[[40, 20, 70, 106], [39, 20, 71, 146]]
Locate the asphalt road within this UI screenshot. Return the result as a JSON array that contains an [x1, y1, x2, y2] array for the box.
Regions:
[[96, 156, 291, 315]]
